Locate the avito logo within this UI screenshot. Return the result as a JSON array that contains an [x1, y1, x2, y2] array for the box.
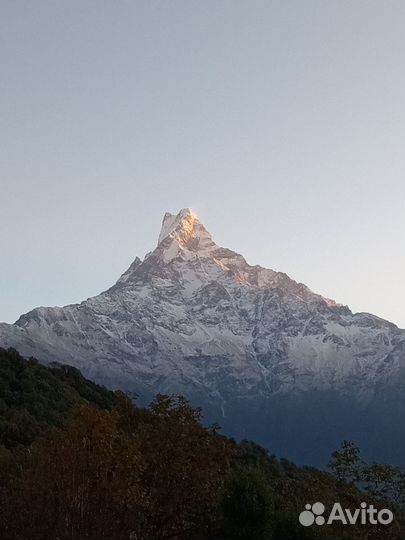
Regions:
[[299, 501, 394, 527]]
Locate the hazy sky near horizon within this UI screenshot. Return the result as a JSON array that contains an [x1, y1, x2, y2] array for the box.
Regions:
[[1, 1, 404, 327]]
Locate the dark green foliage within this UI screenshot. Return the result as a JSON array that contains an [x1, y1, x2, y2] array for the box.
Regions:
[[362, 463, 405, 503], [0, 347, 403, 539], [224, 441, 404, 540], [0, 348, 115, 448], [328, 440, 362, 483], [329, 440, 405, 506], [221, 466, 273, 540], [0, 395, 232, 540]]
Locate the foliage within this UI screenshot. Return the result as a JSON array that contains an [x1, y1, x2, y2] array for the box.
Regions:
[[0, 347, 115, 448], [328, 440, 362, 483], [1, 405, 142, 539], [221, 465, 273, 540], [329, 440, 405, 507], [0, 348, 403, 539], [0, 393, 232, 539]]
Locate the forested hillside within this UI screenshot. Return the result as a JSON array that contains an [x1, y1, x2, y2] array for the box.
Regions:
[[0, 348, 403, 539], [0, 347, 116, 448]]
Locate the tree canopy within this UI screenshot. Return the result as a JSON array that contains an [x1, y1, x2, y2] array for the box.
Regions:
[[0, 348, 403, 539]]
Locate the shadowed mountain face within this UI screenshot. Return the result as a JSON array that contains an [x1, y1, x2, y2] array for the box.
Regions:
[[1, 208, 404, 465]]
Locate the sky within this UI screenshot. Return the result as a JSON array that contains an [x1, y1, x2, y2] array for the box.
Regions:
[[0, 0, 404, 327]]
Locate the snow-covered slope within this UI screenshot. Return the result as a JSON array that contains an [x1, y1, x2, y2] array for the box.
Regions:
[[0, 209, 403, 465]]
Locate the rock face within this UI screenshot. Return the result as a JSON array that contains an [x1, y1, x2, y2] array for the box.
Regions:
[[1, 208, 403, 465]]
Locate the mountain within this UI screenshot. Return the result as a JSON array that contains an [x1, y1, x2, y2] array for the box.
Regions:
[[0, 208, 403, 465], [0, 347, 116, 448]]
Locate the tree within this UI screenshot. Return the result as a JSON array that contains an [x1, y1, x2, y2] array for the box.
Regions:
[[328, 440, 362, 483], [0, 395, 233, 540], [221, 466, 273, 540], [362, 463, 405, 505], [0, 405, 143, 540], [126, 394, 233, 539]]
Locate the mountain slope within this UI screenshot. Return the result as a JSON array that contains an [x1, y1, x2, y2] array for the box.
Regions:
[[0, 208, 403, 465], [0, 347, 116, 448]]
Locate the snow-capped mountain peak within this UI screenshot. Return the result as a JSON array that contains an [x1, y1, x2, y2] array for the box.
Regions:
[[0, 207, 403, 466], [157, 208, 218, 260], [158, 208, 196, 245]]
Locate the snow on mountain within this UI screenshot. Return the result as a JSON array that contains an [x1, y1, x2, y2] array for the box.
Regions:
[[0, 208, 403, 465]]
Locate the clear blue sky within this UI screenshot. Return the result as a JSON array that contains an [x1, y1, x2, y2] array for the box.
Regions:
[[1, 1, 404, 327]]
